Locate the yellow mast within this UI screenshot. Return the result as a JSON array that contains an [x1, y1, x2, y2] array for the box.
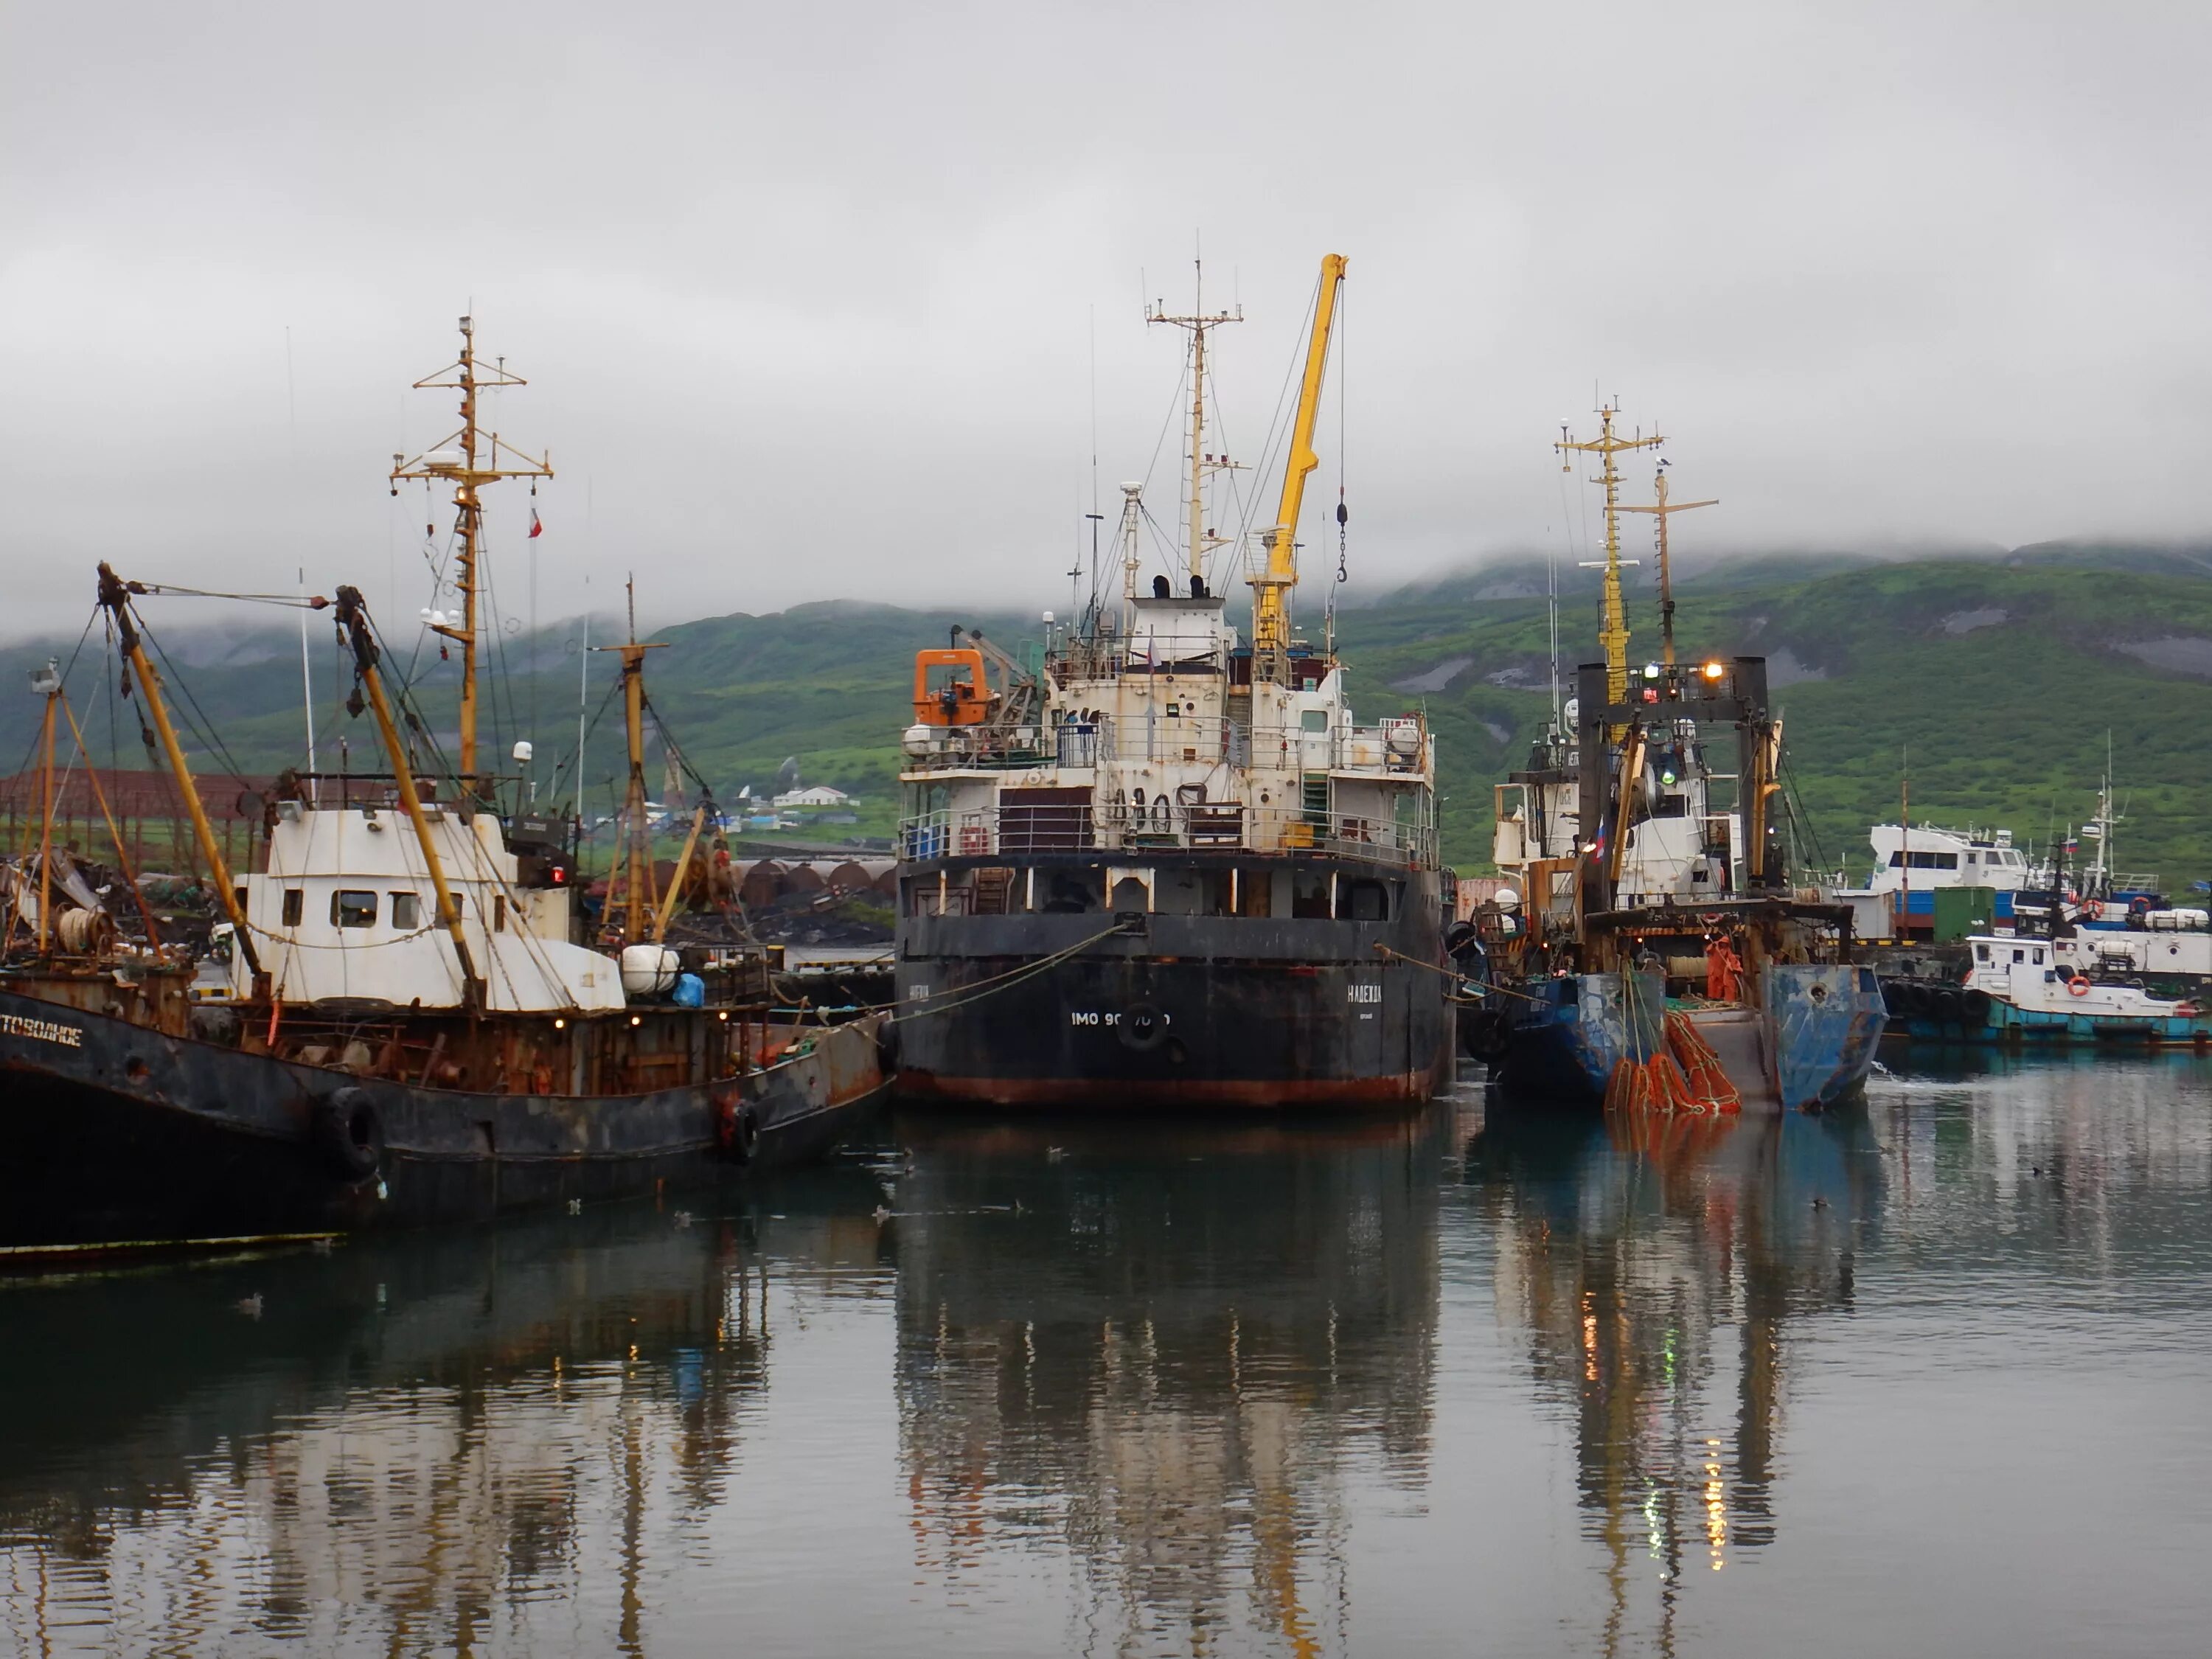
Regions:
[[594, 578, 667, 947], [1618, 464, 1717, 666], [332, 585, 484, 1006], [1252, 253, 1348, 681], [1147, 271, 1242, 588], [1557, 405, 1662, 703], [94, 564, 260, 976], [390, 314, 553, 793]]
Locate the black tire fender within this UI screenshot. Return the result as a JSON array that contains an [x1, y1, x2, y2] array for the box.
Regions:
[[1461, 1008, 1512, 1063], [717, 1094, 762, 1164], [1118, 1003, 1166, 1052], [1962, 988, 1993, 1026], [315, 1087, 383, 1182]]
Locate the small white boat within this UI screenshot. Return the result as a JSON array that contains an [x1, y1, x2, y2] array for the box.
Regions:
[[1885, 932, 2212, 1044]]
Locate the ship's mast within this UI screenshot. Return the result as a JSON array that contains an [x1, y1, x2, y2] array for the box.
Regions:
[[1558, 405, 1662, 704], [594, 577, 667, 947], [1619, 462, 1717, 667], [390, 315, 553, 794], [1147, 267, 1242, 589], [1117, 481, 1144, 624]]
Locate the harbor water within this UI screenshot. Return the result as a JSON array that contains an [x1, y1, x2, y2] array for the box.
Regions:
[[3, 1054, 2208, 1656]]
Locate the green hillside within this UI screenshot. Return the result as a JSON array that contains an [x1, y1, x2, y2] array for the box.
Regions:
[[7, 549, 2211, 887]]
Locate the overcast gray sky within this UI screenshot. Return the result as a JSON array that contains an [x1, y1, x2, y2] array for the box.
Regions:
[[3, 0, 2207, 639]]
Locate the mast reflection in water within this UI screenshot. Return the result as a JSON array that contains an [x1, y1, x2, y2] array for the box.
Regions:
[[890, 1111, 1446, 1655], [0, 1178, 890, 1655], [1467, 1096, 1879, 1653]]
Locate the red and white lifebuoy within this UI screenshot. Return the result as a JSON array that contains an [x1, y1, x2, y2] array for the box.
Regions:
[[2067, 975, 2093, 997], [2081, 900, 2104, 921]]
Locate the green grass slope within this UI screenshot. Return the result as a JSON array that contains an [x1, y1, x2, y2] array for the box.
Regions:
[[7, 550, 2210, 886]]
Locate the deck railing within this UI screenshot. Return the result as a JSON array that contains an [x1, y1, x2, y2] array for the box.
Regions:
[[898, 801, 1437, 867], [905, 717, 1430, 777]]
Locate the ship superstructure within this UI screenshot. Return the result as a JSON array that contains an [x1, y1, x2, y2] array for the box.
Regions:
[[892, 257, 1452, 1105]]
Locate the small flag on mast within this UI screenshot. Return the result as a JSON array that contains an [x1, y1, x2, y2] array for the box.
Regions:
[[529, 507, 544, 539]]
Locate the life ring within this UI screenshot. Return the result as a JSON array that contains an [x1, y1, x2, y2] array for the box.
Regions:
[[315, 1087, 383, 1181], [2067, 975, 2092, 997], [2129, 896, 2154, 919], [2081, 900, 2104, 921]]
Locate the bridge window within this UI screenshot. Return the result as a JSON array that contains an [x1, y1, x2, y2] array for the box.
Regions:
[[1888, 850, 1960, 870], [1344, 878, 1394, 921], [331, 890, 377, 929], [281, 888, 303, 927], [391, 891, 421, 931]]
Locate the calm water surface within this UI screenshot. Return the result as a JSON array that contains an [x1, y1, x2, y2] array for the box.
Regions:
[[4, 1053, 2209, 1656]]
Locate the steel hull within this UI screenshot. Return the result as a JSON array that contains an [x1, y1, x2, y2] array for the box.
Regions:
[[0, 987, 888, 1246], [1495, 965, 1888, 1112], [892, 887, 1452, 1108]]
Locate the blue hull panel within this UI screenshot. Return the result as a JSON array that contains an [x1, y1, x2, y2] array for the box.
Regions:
[[1767, 965, 1888, 1111], [1499, 967, 1886, 1112], [1495, 972, 1666, 1105]]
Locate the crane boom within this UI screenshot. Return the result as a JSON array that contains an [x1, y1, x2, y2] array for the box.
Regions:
[[1251, 254, 1346, 678]]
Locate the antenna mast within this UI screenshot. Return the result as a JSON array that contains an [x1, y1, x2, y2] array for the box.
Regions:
[[1619, 461, 1717, 666], [1147, 263, 1243, 588], [1557, 403, 1662, 704], [592, 575, 668, 947], [390, 314, 553, 794]]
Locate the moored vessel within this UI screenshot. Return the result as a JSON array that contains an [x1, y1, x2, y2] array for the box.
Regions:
[[0, 320, 887, 1246], [1470, 411, 1885, 1111], [891, 257, 1452, 1106]]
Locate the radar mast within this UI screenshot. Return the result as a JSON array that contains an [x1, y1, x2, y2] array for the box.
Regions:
[[390, 315, 554, 793]]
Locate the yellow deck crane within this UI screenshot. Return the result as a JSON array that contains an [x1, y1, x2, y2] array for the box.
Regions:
[[1251, 254, 1347, 684]]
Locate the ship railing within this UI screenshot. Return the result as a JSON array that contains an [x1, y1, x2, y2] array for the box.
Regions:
[[906, 717, 1428, 777], [2102, 870, 2162, 893], [899, 804, 1436, 866], [1047, 634, 1231, 683]]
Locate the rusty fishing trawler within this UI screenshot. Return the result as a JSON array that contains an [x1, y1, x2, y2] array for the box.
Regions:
[[0, 319, 888, 1246], [1467, 408, 1885, 1112], [891, 257, 1453, 1106]]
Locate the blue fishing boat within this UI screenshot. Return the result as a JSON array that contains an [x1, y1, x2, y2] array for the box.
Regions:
[[1462, 411, 1884, 1111]]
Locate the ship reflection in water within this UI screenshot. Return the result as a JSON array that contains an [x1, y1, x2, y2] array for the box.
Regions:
[[1465, 1096, 1880, 1655], [0, 1176, 894, 1656], [890, 1111, 1445, 1655], [4, 1055, 2211, 1655]]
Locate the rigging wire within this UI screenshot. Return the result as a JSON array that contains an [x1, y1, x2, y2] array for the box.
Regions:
[[1229, 272, 1324, 563]]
